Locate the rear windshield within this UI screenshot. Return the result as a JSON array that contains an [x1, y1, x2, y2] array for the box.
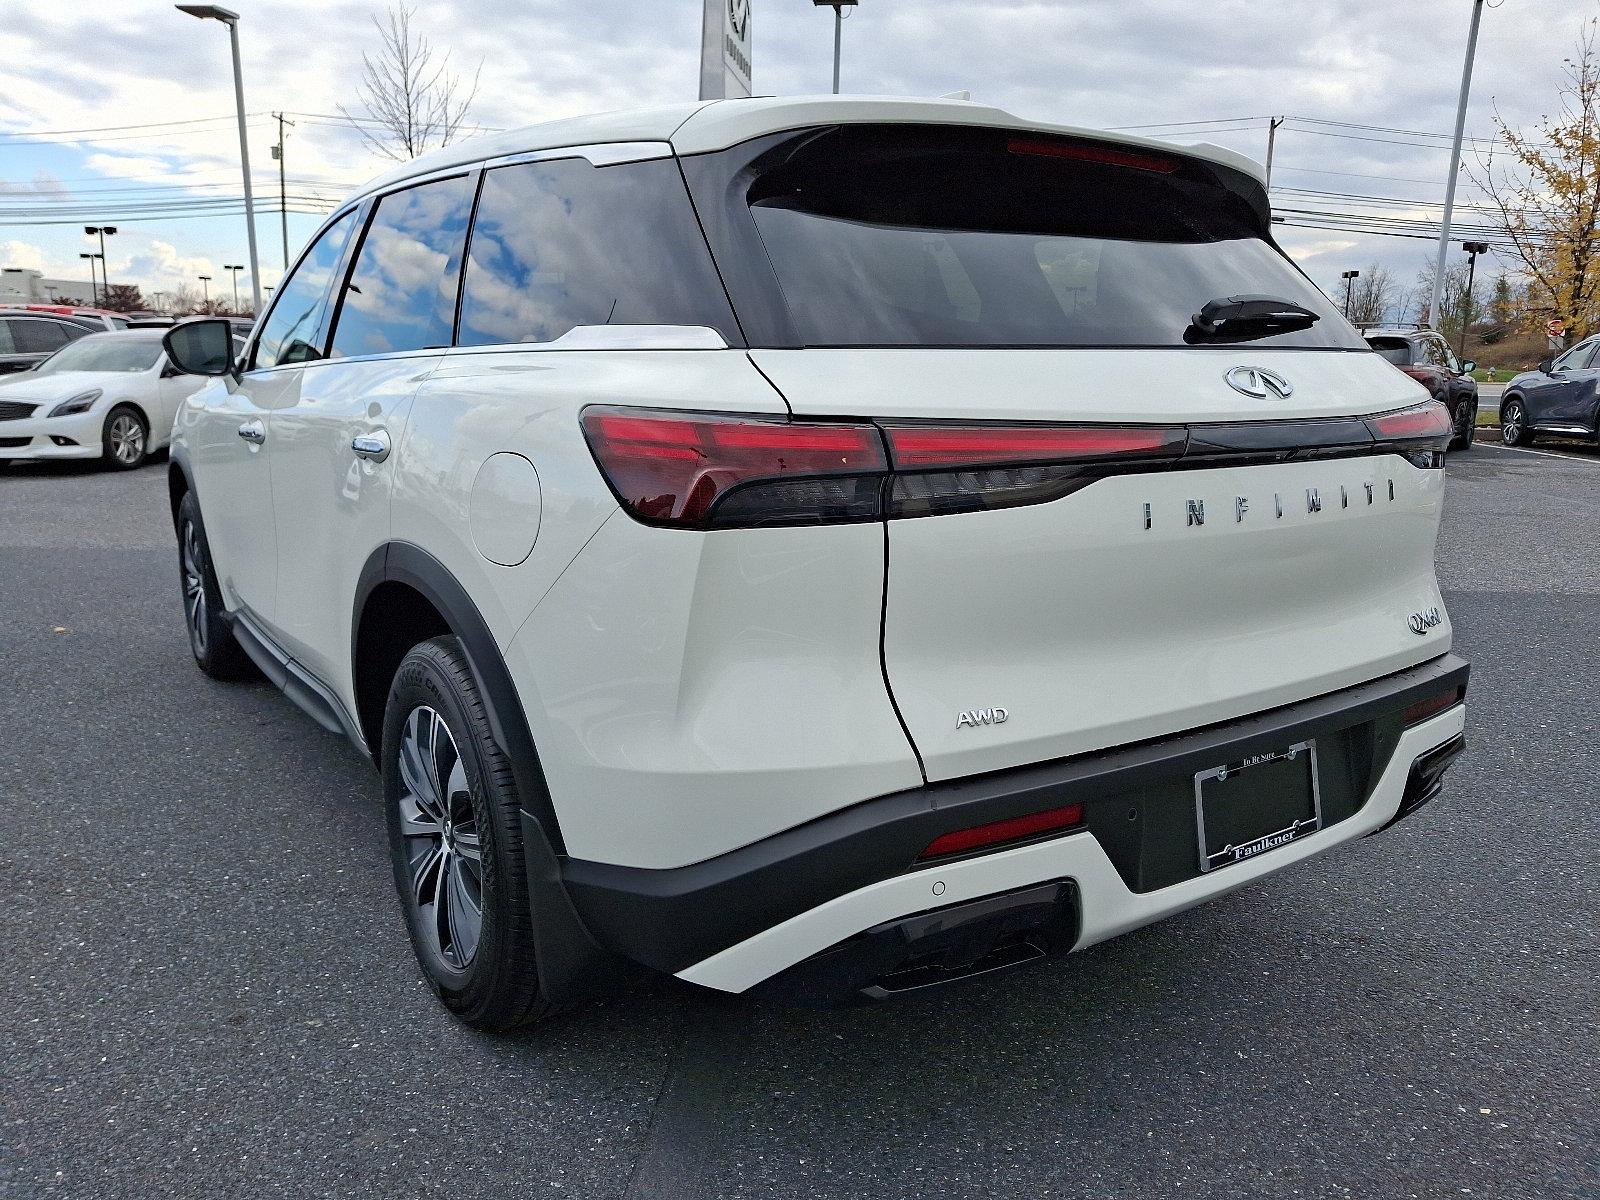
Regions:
[[1365, 337, 1414, 367], [741, 126, 1361, 350]]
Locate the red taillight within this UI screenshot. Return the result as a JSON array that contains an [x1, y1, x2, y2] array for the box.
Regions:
[[883, 423, 1186, 470], [919, 804, 1086, 860], [1402, 686, 1463, 726], [580, 407, 887, 529], [1006, 136, 1180, 174], [1367, 402, 1452, 441]]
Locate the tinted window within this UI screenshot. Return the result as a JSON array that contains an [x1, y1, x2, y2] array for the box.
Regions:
[[330, 174, 474, 358], [13, 320, 70, 353], [1418, 335, 1457, 371], [457, 157, 737, 347], [1366, 336, 1412, 367], [739, 125, 1361, 349], [0, 321, 14, 354], [254, 208, 358, 369]]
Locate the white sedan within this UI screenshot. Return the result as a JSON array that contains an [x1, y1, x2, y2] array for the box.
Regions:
[[0, 331, 211, 470]]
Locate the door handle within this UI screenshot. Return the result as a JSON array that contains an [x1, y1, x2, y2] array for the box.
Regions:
[[237, 419, 265, 445], [351, 429, 391, 463]]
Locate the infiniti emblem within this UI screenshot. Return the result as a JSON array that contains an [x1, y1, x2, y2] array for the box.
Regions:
[[1225, 366, 1295, 400]]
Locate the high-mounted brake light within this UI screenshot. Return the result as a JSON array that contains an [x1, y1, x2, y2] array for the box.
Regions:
[[919, 803, 1086, 860], [580, 407, 887, 529], [1007, 136, 1181, 175]]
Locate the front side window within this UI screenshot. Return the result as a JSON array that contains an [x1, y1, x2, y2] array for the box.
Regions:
[[457, 157, 737, 348], [253, 208, 359, 370], [1553, 337, 1597, 371], [329, 174, 475, 359], [731, 124, 1362, 349]]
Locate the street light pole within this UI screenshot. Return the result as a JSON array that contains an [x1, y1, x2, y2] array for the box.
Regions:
[[1429, 0, 1486, 332], [79, 252, 103, 306], [198, 274, 212, 308], [85, 226, 118, 304], [178, 5, 261, 313], [224, 264, 244, 312], [811, 0, 858, 94], [1341, 269, 1360, 320], [1457, 241, 1489, 361]]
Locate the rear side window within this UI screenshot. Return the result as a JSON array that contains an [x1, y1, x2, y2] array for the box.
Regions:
[[457, 157, 737, 347], [330, 174, 475, 359], [254, 208, 358, 369], [1366, 337, 1413, 367], [0, 321, 15, 354], [13, 320, 69, 353], [731, 125, 1361, 350]]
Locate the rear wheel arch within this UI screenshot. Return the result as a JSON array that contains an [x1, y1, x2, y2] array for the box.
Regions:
[[351, 542, 618, 1004]]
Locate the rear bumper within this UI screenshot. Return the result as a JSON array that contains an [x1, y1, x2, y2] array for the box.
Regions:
[[563, 653, 1469, 994]]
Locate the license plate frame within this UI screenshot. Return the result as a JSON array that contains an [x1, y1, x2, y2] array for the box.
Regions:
[[1193, 739, 1322, 873]]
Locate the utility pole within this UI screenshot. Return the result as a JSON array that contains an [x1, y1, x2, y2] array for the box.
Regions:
[[1264, 116, 1285, 191], [1457, 241, 1489, 361], [1342, 269, 1360, 319], [272, 112, 295, 270], [1430, 0, 1487, 334]]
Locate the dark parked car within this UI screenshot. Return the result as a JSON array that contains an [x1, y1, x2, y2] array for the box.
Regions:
[[1363, 326, 1479, 451], [1498, 334, 1600, 447], [0, 310, 97, 374]]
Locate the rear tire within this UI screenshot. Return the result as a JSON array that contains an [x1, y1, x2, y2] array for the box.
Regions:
[[177, 492, 253, 680], [382, 636, 552, 1031], [1500, 399, 1532, 446], [1449, 400, 1476, 452], [102, 405, 148, 470]]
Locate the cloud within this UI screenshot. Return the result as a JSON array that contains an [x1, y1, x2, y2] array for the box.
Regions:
[[0, 170, 70, 202]]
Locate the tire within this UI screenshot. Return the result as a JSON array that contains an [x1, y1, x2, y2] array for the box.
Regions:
[[102, 404, 148, 469], [382, 636, 551, 1031], [177, 492, 253, 680], [1449, 400, 1476, 452], [1500, 398, 1532, 446]]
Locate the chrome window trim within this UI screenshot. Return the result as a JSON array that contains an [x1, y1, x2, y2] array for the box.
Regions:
[[453, 324, 729, 353], [481, 141, 674, 170]]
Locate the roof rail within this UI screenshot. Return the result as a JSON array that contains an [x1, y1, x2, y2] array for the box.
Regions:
[[1353, 320, 1431, 333]]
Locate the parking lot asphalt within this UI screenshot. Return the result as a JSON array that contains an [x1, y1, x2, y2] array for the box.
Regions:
[[2, 442, 1596, 1200]]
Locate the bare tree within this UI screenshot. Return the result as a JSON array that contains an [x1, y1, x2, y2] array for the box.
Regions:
[[1347, 265, 1397, 325], [339, 4, 482, 162]]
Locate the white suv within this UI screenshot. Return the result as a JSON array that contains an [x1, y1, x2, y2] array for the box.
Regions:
[[162, 97, 1470, 1029]]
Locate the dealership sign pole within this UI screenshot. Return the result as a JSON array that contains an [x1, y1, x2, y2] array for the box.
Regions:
[[701, 0, 753, 101]]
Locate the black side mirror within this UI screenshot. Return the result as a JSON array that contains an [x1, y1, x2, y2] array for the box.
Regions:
[[1537, 357, 1554, 374], [163, 319, 236, 377]]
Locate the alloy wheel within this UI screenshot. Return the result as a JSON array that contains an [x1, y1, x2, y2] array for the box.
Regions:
[[397, 706, 484, 970], [1501, 404, 1523, 445], [109, 413, 145, 464], [181, 521, 207, 654]]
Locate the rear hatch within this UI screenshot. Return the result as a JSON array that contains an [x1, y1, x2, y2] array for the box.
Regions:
[[684, 122, 1454, 782]]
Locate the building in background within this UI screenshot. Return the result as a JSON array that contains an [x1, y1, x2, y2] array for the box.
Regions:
[[0, 267, 95, 305]]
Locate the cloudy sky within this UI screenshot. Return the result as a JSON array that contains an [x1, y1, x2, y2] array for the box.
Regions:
[[0, 0, 1584, 311]]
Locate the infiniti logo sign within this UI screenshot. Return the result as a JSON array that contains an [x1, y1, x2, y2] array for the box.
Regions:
[[1225, 366, 1295, 400]]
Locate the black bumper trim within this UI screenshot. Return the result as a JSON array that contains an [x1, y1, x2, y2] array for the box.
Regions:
[[562, 653, 1470, 975]]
